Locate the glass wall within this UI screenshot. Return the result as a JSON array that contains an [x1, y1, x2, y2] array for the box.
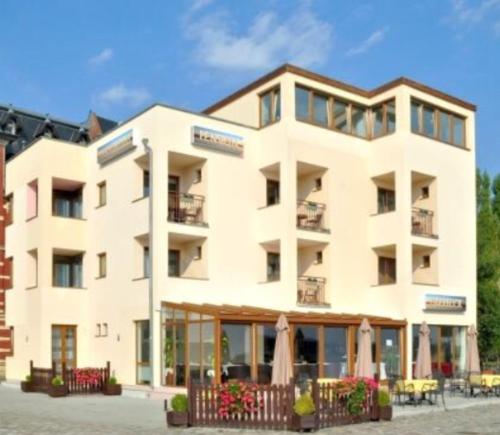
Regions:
[[256, 324, 276, 383], [381, 328, 401, 378], [136, 320, 151, 385], [412, 324, 466, 377], [323, 327, 348, 378], [294, 325, 319, 381], [221, 323, 252, 382]]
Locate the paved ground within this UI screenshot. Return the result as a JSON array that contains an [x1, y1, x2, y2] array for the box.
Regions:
[[1, 385, 500, 434]]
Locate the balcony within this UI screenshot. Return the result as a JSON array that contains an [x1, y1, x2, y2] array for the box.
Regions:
[[411, 207, 436, 238], [296, 200, 327, 232], [297, 276, 327, 305], [168, 193, 205, 226]]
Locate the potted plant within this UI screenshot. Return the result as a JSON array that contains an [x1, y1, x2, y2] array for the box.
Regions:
[[292, 393, 316, 432], [166, 393, 189, 427], [103, 373, 122, 396], [378, 389, 392, 421], [21, 375, 33, 393], [48, 376, 67, 398]]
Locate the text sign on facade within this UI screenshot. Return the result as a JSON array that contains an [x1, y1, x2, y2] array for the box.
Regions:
[[424, 294, 466, 312], [97, 129, 136, 165], [192, 126, 244, 156]]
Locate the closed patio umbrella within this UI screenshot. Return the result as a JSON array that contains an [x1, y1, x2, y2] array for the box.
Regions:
[[271, 314, 293, 385], [355, 318, 373, 379], [415, 322, 432, 379], [466, 324, 480, 374]]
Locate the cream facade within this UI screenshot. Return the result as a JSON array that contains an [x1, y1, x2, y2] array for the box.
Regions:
[[5, 65, 476, 389]]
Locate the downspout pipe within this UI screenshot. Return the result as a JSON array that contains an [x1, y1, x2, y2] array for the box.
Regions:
[[142, 138, 155, 388]]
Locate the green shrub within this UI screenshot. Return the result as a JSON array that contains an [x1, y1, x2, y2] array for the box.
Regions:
[[378, 389, 391, 407], [51, 376, 64, 386], [25, 375, 32, 382], [108, 376, 117, 385], [171, 394, 188, 412], [293, 393, 316, 416]]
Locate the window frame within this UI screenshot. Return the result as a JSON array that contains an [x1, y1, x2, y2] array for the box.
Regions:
[[266, 252, 280, 282], [259, 86, 281, 127], [411, 98, 467, 148], [97, 181, 107, 207], [53, 253, 84, 288], [378, 256, 397, 285], [97, 252, 107, 278]]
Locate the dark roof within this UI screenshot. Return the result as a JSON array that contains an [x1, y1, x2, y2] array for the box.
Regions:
[[203, 63, 477, 114], [0, 104, 117, 160]]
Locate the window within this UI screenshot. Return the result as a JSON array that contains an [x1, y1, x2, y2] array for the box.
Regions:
[[102, 323, 108, 336], [53, 254, 83, 288], [194, 169, 202, 183], [421, 186, 429, 199], [97, 182, 106, 207], [313, 93, 329, 125], [295, 86, 310, 120], [260, 87, 281, 126], [97, 253, 106, 278], [266, 179, 280, 206], [377, 188, 395, 213], [169, 249, 180, 277], [323, 327, 348, 378], [411, 99, 466, 147], [96, 324, 101, 337], [294, 85, 390, 139], [221, 323, 251, 381], [314, 177, 322, 191], [372, 100, 396, 138], [378, 256, 396, 285], [256, 324, 276, 383], [143, 246, 150, 278], [294, 325, 319, 380], [143, 170, 150, 197], [196, 245, 202, 260], [53, 188, 82, 218], [27, 249, 38, 288], [267, 252, 280, 281], [136, 320, 151, 384], [316, 251, 323, 264], [422, 255, 431, 268], [6, 120, 16, 135]]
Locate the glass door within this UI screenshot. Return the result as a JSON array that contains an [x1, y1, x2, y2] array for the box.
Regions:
[[51, 325, 77, 374]]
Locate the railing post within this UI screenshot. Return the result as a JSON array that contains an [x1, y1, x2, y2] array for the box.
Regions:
[[286, 378, 295, 430], [371, 374, 380, 421], [312, 379, 320, 430]]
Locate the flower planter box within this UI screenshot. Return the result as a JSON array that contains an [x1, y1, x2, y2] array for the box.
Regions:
[[292, 414, 317, 432], [166, 411, 189, 427], [48, 384, 68, 398], [103, 383, 122, 396], [20, 381, 33, 393], [379, 406, 392, 421]]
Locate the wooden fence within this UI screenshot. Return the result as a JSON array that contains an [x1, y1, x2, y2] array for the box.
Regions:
[[188, 379, 379, 431], [29, 360, 110, 395]]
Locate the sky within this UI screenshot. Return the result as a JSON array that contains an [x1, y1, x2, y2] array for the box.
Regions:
[[1, 0, 499, 172]]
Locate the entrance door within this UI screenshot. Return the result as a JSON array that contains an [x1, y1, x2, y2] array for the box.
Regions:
[[168, 176, 181, 222], [52, 325, 77, 373]]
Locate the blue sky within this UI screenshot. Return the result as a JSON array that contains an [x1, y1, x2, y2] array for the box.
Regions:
[[1, 0, 499, 172]]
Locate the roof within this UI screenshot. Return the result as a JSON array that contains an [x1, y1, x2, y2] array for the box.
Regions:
[[163, 301, 407, 327], [203, 63, 477, 114], [0, 104, 117, 160]]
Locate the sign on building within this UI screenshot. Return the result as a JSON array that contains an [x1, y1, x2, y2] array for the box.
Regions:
[[192, 126, 243, 156], [424, 294, 466, 312], [97, 129, 136, 165]]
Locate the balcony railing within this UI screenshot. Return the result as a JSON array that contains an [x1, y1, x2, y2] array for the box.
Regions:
[[168, 192, 205, 225], [297, 276, 327, 305], [411, 207, 436, 237], [297, 200, 327, 231]]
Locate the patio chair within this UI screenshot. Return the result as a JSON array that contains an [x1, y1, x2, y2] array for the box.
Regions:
[[427, 374, 446, 409], [449, 370, 466, 397], [387, 375, 406, 407], [492, 377, 500, 397]]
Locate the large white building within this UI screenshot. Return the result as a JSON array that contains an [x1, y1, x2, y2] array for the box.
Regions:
[[4, 64, 476, 391]]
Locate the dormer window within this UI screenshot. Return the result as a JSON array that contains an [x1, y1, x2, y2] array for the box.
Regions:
[[260, 87, 281, 127], [5, 120, 17, 135]]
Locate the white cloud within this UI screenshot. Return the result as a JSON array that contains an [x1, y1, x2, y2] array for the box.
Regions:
[[88, 48, 114, 66], [183, 4, 333, 70], [189, 0, 214, 13], [446, 0, 500, 35], [95, 84, 151, 108], [495, 20, 500, 35], [346, 27, 389, 57]]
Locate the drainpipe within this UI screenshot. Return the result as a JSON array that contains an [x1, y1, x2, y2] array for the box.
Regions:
[[142, 138, 155, 388]]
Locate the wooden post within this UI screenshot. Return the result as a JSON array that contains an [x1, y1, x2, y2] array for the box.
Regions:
[[286, 378, 295, 431], [29, 360, 33, 378], [106, 361, 111, 381], [371, 373, 380, 421], [51, 360, 56, 379], [312, 379, 320, 430], [62, 362, 66, 385]]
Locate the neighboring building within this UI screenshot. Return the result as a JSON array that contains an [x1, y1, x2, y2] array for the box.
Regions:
[[0, 104, 116, 379], [4, 65, 476, 390]]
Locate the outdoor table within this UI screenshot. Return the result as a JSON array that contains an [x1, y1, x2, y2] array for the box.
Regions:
[[396, 379, 438, 405], [481, 374, 500, 388]]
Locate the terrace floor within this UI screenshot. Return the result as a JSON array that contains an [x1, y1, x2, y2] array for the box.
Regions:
[[1, 384, 500, 434]]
